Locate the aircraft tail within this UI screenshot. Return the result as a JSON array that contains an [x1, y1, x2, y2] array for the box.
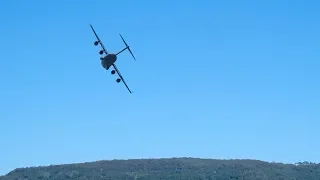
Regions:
[[119, 33, 136, 61]]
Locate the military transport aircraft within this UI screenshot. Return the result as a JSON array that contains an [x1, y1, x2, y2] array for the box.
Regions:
[[90, 24, 136, 93]]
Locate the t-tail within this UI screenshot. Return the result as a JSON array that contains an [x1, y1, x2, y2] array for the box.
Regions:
[[116, 33, 136, 61]]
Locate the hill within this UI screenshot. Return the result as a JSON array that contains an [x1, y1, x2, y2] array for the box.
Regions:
[[1, 158, 320, 180]]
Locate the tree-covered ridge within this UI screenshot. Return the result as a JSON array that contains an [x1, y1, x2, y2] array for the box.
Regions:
[[1, 158, 320, 180]]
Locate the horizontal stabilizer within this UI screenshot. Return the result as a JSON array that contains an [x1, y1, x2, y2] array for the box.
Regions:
[[119, 33, 136, 61]]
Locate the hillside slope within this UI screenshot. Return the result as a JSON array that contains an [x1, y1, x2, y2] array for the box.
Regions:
[[1, 158, 320, 180]]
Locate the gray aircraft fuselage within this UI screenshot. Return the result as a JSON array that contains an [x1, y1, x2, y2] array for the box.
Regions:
[[100, 53, 117, 70]]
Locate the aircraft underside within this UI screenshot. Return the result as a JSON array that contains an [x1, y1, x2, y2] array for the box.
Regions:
[[101, 54, 117, 70]]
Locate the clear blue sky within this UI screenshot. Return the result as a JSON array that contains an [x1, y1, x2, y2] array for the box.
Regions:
[[0, 0, 319, 176]]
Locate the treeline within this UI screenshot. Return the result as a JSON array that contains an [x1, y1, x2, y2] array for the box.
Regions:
[[1, 158, 320, 180]]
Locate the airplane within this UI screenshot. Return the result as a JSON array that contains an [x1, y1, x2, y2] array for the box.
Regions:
[[90, 24, 136, 93]]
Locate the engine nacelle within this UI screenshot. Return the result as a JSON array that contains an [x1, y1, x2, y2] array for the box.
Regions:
[[111, 70, 116, 75], [116, 78, 121, 83], [94, 41, 99, 46], [99, 50, 104, 55]]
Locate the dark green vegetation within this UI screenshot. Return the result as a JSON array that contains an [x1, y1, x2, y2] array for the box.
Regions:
[[1, 158, 320, 180]]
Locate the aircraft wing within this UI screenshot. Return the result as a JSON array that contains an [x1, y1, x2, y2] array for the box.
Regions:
[[90, 24, 108, 54], [112, 64, 132, 93]]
